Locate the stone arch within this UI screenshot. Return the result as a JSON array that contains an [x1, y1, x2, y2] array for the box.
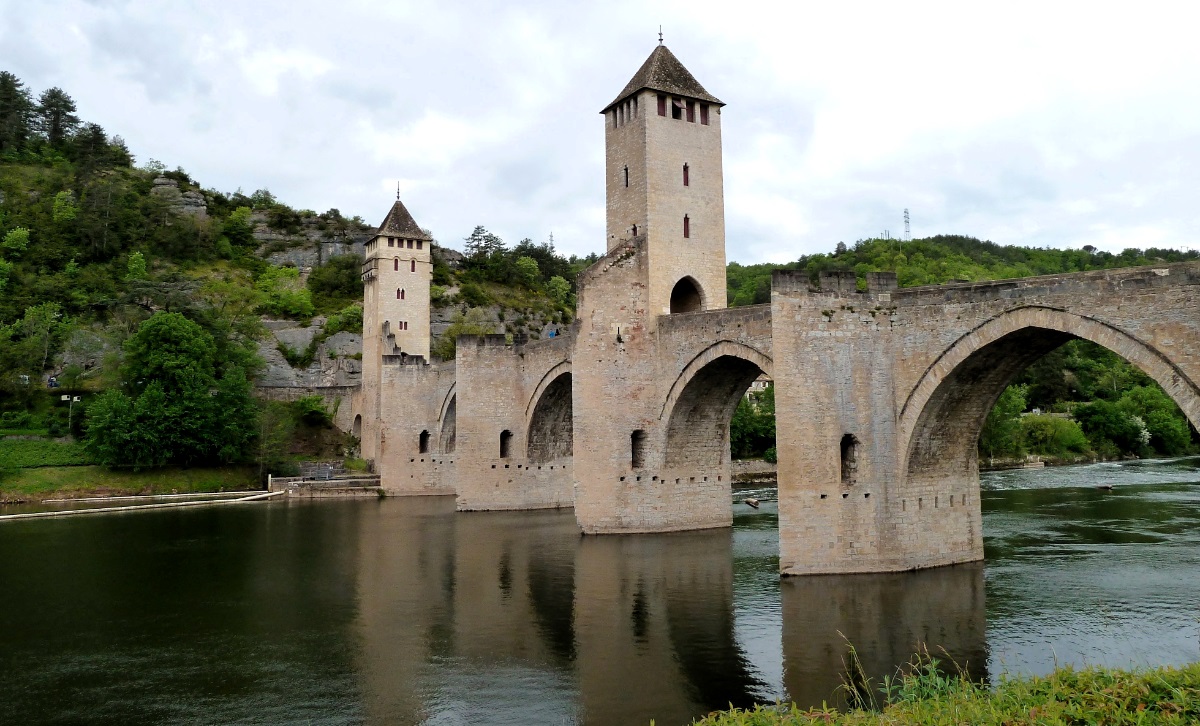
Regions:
[[662, 342, 774, 470], [351, 414, 361, 439], [439, 390, 457, 454], [669, 276, 705, 314], [526, 371, 573, 463], [900, 305, 1200, 489]]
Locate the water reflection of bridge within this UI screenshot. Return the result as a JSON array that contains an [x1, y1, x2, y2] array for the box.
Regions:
[[352, 499, 987, 724]]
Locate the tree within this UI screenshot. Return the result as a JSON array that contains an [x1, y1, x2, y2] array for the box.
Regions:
[[978, 384, 1027, 459], [16, 302, 65, 374], [52, 191, 76, 223], [464, 225, 505, 259], [85, 312, 257, 468], [35, 87, 79, 146], [2, 226, 29, 255], [126, 251, 147, 280], [0, 71, 33, 153], [256, 265, 314, 319], [547, 276, 571, 305], [515, 256, 540, 287]]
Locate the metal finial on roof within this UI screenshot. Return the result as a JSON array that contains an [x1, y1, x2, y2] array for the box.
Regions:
[[396, 181, 400, 201], [658, 25, 663, 45]]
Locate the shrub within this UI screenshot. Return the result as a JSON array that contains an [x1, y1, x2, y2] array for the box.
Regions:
[[292, 396, 332, 427], [1020, 414, 1089, 455], [459, 281, 490, 307]]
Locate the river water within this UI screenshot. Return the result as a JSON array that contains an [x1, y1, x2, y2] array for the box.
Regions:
[[2, 457, 1198, 725]]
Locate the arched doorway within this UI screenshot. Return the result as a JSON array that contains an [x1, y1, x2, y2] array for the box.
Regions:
[[352, 414, 362, 439], [669, 277, 704, 314], [527, 372, 573, 463]]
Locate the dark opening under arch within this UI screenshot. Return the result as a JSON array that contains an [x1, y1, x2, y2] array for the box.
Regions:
[[439, 395, 457, 453], [527, 372, 573, 463], [419, 430, 430, 454], [670, 277, 704, 314], [500, 430, 513, 459], [665, 354, 766, 469]]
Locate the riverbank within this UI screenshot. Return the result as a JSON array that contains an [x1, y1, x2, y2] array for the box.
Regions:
[[696, 661, 1200, 725], [0, 465, 262, 503]]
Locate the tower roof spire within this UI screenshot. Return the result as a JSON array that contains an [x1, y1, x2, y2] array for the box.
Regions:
[[376, 198, 431, 241], [601, 44, 723, 113]]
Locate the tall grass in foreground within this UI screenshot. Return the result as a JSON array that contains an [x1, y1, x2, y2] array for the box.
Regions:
[[696, 651, 1200, 725]]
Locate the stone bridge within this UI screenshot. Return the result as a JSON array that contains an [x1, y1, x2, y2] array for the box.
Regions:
[[353, 44, 1200, 575]]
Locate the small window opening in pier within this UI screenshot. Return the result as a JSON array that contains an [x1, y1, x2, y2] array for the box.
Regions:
[[683, 215, 690, 238], [396, 288, 402, 299], [631, 429, 647, 469], [631, 224, 638, 236], [499, 430, 512, 459], [411, 260, 416, 272], [624, 165, 629, 187], [683, 163, 689, 186], [419, 430, 430, 454], [840, 434, 859, 486]]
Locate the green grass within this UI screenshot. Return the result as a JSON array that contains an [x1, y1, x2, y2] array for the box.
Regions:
[[0, 465, 261, 500], [696, 659, 1200, 725], [0, 438, 94, 468]]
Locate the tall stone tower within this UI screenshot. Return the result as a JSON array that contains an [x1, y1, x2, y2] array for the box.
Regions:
[[602, 44, 727, 318], [361, 198, 433, 362]]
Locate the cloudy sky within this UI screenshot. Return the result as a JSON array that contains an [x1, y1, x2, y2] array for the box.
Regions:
[[4, 1, 1198, 262]]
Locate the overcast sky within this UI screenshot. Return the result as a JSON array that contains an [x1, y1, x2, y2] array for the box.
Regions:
[[4, 1, 1199, 262]]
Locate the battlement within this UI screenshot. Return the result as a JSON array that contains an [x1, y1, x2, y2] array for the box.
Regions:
[[772, 269, 898, 296], [382, 354, 427, 366]]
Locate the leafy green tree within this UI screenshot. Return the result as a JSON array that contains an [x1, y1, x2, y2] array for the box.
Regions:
[[515, 256, 540, 287], [547, 275, 571, 305], [0, 258, 12, 294], [2, 226, 29, 254], [1074, 399, 1145, 458], [52, 191, 76, 223], [1020, 414, 1089, 455], [256, 265, 314, 319], [224, 206, 255, 247], [979, 384, 1027, 459], [730, 384, 776, 459], [126, 251, 147, 280], [85, 312, 257, 468], [0, 71, 33, 153], [35, 87, 79, 146], [1117, 385, 1193, 455]]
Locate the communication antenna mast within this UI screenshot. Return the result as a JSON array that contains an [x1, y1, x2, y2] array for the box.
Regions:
[[903, 208, 911, 242]]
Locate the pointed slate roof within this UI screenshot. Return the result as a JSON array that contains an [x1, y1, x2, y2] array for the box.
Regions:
[[375, 198, 431, 240], [602, 44, 723, 113]]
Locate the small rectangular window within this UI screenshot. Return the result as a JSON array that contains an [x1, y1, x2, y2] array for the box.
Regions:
[[416, 240, 422, 250], [407, 239, 413, 249], [671, 98, 683, 120], [700, 104, 709, 125], [632, 96, 638, 117], [683, 164, 689, 187], [686, 100, 695, 123], [618, 104, 624, 125], [657, 94, 666, 116], [411, 260, 416, 272], [388, 238, 394, 247], [631, 430, 647, 469], [683, 215, 690, 238]]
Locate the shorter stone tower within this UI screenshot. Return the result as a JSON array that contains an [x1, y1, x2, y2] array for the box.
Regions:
[[361, 198, 433, 361]]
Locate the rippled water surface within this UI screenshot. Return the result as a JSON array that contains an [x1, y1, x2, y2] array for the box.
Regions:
[[2, 457, 1198, 724]]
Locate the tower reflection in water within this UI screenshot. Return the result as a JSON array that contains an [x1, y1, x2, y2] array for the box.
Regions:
[[351, 498, 987, 725]]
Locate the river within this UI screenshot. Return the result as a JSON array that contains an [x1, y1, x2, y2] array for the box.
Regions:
[[1, 457, 1198, 724]]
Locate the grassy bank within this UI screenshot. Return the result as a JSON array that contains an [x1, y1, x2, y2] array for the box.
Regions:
[[0, 438, 94, 468], [697, 660, 1200, 725], [0, 465, 262, 502]]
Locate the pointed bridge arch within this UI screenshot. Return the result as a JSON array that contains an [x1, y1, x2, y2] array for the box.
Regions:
[[660, 341, 773, 470], [900, 305, 1200, 487]]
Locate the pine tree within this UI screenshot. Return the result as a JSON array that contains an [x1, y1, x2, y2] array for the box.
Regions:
[[35, 87, 79, 147], [0, 71, 33, 153]]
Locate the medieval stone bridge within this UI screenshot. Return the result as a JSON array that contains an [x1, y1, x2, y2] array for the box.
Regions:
[[351, 44, 1200, 575]]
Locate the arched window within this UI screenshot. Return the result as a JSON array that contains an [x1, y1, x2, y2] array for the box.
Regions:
[[394, 258, 399, 271], [419, 430, 430, 454], [669, 277, 703, 314], [410, 260, 416, 272], [396, 288, 402, 299], [623, 165, 629, 187], [400, 289, 405, 300], [683, 163, 689, 186], [631, 430, 647, 469], [841, 434, 859, 486], [683, 215, 690, 239], [632, 224, 638, 236], [499, 430, 512, 458]]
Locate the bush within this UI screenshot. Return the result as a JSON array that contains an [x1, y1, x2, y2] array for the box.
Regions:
[[256, 265, 315, 319], [1020, 414, 1090, 455], [763, 446, 777, 464], [292, 396, 332, 427], [459, 281, 490, 307]]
